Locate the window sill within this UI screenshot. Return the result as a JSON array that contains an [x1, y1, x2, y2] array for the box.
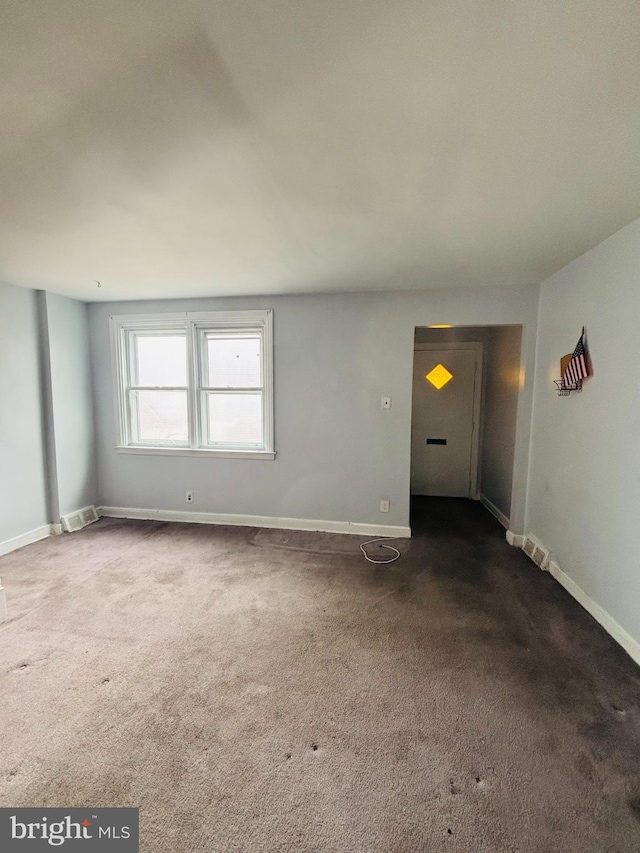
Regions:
[[115, 446, 276, 460]]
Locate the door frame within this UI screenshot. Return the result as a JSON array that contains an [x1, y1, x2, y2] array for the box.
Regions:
[[412, 342, 484, 499]]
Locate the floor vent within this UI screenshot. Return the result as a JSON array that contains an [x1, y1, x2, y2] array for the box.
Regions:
[[61, 505, 99, 533], [523, 535, 550, 570]]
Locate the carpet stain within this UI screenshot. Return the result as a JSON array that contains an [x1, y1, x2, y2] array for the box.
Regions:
[[393, 582, 411, 599], [575, 752, 596, 781], [582, 719, 616, 749], [8, 659, 47, 675], [628, 796, 640, 824]]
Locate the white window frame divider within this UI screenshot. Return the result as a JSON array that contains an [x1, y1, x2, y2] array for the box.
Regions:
[[109, 310, 275, 459]]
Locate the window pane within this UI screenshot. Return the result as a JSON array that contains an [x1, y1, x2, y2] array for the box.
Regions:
[[131, 390, 188, 444], [207, 336, 261, 388], [135, 334, 187, 386], [207, 393, 263, 445]]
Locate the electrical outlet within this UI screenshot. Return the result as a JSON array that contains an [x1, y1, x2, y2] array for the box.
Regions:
[[379, 499, 390, 513], [185, 491, 194, 503], [381, 396, 392, 410]]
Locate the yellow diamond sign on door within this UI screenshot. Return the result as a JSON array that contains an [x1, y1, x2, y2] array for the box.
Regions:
[[425, 363, 453, 390]]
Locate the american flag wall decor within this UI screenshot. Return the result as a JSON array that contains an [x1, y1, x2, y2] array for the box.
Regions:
[[554, 327, 593, 395], [562, 327, 593, 387]]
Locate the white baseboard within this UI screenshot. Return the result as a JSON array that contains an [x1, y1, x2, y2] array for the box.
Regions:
[[479, 494, 510, 529], [505, 530, 525, 547], [0, 524, 53, 557], [0, 580, 6, 624], [505, 528, 640, 669], [547, 560, 640, 669], [98, 506, 411, 539]]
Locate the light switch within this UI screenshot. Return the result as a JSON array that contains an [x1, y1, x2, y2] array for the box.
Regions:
[[381, 397, 392, 410]]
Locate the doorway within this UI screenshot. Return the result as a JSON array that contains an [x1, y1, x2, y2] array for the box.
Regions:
[[411, 342, 482, 498], [411, 324, 523, 532]]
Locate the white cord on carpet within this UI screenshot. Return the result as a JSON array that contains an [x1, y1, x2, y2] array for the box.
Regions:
[[360, 537, 401, 564]]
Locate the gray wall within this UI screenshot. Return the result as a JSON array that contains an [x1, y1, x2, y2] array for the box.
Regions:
[[0, 284, 97, 549], [89, 285, 539, 531], [526, 216, 640, 647], [481, 326, 522, 519], [47, 293, 98, 516], [0, 281, 49, 542], [414, 325, 522, 521]]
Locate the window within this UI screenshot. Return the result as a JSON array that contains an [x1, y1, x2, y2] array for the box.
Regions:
[[110, 310, 274, 458]]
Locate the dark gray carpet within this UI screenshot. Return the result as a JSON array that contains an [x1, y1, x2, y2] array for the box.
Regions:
[[1, 498, 639, 852]]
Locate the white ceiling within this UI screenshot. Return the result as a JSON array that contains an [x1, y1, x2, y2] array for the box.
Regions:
[[1, 0, 639, 302]]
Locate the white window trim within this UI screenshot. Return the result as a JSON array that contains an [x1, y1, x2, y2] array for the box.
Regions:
[[109, 310, 275, 459]]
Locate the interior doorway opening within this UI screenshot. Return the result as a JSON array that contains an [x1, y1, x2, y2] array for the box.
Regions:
[[411, 325, 523, 529]]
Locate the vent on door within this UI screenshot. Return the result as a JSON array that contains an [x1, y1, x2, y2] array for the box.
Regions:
[[523, 535, 550, 570], [61, 505, 99, 533]]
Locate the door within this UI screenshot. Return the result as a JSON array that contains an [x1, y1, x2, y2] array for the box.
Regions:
[[411, 346, 480, 497]]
